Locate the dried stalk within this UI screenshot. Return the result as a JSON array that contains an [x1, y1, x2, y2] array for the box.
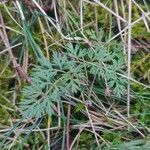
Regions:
[[0, 11, 32, 84]]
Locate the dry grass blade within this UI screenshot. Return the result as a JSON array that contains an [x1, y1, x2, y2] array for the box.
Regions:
[[114, 110, 145, 138], [81, 93, 100, 146], [93, 0, 127, 22], [127, 0, 132, 117]]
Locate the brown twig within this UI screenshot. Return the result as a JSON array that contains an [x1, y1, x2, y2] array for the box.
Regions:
[[0, 11, 32, 84]]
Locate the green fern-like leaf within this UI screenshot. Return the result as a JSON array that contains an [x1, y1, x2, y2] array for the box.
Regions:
[[21, 38, 127, 119]]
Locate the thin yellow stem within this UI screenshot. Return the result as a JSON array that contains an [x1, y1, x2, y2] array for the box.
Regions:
[[38, 17, 50, 59]]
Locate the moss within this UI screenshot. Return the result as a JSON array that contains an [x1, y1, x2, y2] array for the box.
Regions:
[[132, 21, 150, 40]]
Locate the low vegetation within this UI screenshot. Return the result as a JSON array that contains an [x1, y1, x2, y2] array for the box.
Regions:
[[0, 0, 150, 149]]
